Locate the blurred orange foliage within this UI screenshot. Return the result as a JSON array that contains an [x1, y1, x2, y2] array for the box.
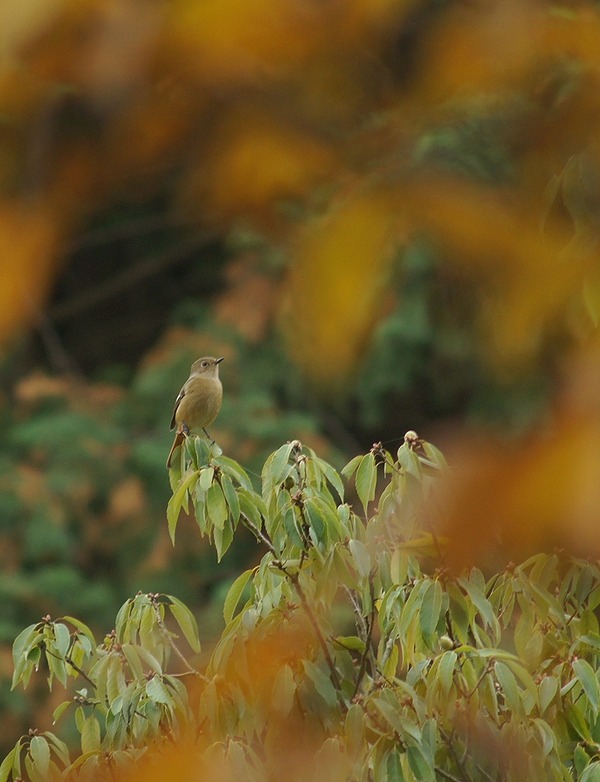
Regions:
[[1, 0, 600, 651], [1, 0, 599, 378]]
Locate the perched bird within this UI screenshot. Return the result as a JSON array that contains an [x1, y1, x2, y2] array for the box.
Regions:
[[166, 356, 224, 468]]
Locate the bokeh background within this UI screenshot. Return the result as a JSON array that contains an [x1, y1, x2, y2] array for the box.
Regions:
[[2, 0, 600, 747]]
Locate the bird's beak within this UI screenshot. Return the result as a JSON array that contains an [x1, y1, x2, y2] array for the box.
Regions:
[[215, 357, 224, 364]]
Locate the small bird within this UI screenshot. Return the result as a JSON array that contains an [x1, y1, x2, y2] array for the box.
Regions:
[[166, 356, 224, 468]]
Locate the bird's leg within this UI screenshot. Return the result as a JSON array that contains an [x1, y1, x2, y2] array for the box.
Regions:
[[202, 427, 215, 445], [182, 423, 190, 436]]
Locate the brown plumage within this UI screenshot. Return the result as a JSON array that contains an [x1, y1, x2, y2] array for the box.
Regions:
[[166, 356, 223, 468]]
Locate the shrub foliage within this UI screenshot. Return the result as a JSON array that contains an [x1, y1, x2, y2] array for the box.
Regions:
[[5, 435, 600, 781]]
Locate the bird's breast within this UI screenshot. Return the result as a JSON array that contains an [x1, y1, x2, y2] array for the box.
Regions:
[[175, 378, 223, 430]]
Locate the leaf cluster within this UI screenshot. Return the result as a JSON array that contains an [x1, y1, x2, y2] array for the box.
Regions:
[[7, 435, 600, 780]]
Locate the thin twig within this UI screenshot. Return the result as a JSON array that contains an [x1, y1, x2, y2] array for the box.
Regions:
[[455, 661, 493, 700], [439, 726, 472, 782], [474, 763, 496, 782], [240, 513, 279, 557], [352, 576, 376, 699], [151, 602, 207, 681], [45, 647, 96, 689], [50, 233, 215, 322], [344, 586, 368, 637], [435, 767, 467, 782], [286, 569, 346, 708]]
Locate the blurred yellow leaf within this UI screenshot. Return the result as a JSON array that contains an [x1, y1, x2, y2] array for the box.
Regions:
[[0, 203, 59, 345], [283, 190, 402, 384], [181, 109, 337, 225], [167, 0, 323, 82]]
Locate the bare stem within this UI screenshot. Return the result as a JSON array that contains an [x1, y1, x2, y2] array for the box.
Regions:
[[435, 767, 467, 782], [45, 647, 96, 689], [152, 602, 207, 681], [352, 576, 376, 699]]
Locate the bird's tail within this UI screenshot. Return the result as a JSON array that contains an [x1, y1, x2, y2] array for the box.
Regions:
[[166, 430, 186, 468]]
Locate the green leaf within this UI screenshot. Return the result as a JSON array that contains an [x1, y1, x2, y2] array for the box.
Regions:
[[303, 661, 338, 709], [238, 489, 266, 532], [335, 636, 366, 654], [223, 569, 255, 625], [349, 539, 371, 579], [206, 481, 228, 531], [374, 697, 406, 735], [355, 454, 377, 513], [198, 466, 215, 493], [345, 704, 365, 757], [168, 595, 201, 652], [406, 744, 434, 782], [62, 617, 96, 648], [314, 457, 345, 501], [574, 658, 600, 714], [495, 661, 522, 715], [53, 623, 71, 658], [419, 580, 443, 644], [220, 473, 240, 525], [575, 745, 591, 776], [397, 445, 422, 479], [304, 497, 325, 545], [0, 748, 16, 782], [422, 441, 448, 470], [193, 437, 211, 467], [214, 518, 234, 562], [341, 455, 362, 480], [581, 762, 600, 782], [134, 646, 163, 675], [52, 700, 72, 725], [167, 471, 197, 543], [28, 736, 50, 777], [438, 651, 457, 696], [533, 717, 555, 758], [146, 675, 171, 705], [11, 624, 38, 688], [567, 703, 592, 741], [387, 750, 405, 782], [45, 648, 68, 688], [539, 675, 558, 714], [80, 716, 101, 755], [213, 455, 253, 491], [272, 664, 295, 717], [121, 645, 144, 680], [264, 443, 295, 487], [458, 575, 497, 633], [65, 751, 102, 778]]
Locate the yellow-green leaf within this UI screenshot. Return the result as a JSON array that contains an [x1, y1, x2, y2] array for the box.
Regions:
[[223, 569, 255, 625], [168, 595, 201, 653], [355, 453, 377, 513]]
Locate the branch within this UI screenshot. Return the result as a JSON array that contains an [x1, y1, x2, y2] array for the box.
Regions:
[[151, 601, 207, 681], [240, 509, 345, 709], [352, 576, 376, 699], [44, 647, 96, 689], [287, 570, 346, 709], [435, 767, 467, 782], [240, 513, 279, 557], [50, 232, 215, 322], [439, 726, 474, 782]]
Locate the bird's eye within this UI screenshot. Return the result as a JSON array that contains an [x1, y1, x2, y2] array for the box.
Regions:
[[201, 361, 208, 367]]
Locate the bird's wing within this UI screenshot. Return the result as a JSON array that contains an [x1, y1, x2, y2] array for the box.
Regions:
[[170, 386, 186, 430]]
